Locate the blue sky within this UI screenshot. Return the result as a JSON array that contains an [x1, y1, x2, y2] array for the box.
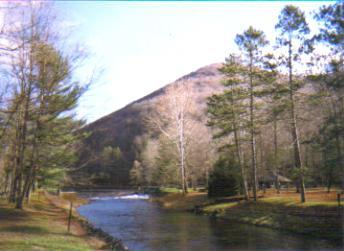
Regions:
[[56, 1, 332, 123]]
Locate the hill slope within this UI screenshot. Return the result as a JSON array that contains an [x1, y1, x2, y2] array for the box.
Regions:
[[69, 63, 224, 187]]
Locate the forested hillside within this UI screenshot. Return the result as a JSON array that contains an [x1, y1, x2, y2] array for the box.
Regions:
[[0, 3, 342, 250], [69, 63, 224, 187], [70, 3, 343, 200]]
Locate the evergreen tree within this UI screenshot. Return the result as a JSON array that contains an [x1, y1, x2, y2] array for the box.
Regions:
[[262, 53, 288, 193], [312, 2, 343, 189], [207, 54, 249, 200], [208, 155, 240, 198], [0, 3, 86, 208], [235, 26, 269, 201], [275, 5, 312, 202]]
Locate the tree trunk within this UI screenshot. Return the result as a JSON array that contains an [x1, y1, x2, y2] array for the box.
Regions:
[[9, 175, 17, 203], [230, 84, 249, 200], [179, 114, 188, 195], [16, 167, 33, 209], [327, 173, 333, 193], [3, 172, 10, 196], [9, 108, 23, 204], [259, 133, 265, 190], [334, 134, 343, 190], [15, 92, 32, 209], [288, 38, 306, 203], [234, 126, 249, 200], [331, 101, 344, 190], [249, 55, 258, 202], [273, 119, 280, 193]]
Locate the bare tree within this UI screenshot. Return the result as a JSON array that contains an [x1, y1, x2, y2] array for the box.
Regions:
[[146, 80, 196, 194], [187, 123, 216, 188]]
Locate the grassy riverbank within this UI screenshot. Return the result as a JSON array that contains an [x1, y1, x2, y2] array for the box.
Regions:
[[154, 188, 343, 245], [0, 192, 107, 251]]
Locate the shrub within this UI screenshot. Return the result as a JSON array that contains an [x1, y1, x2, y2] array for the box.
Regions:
[[208, 156, 239, 197]]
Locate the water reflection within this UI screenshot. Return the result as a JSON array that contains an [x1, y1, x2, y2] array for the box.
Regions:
[[78, 194, 340, 251]]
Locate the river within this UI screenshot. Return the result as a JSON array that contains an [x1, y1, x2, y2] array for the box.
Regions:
[[77, 191, 340, 251]]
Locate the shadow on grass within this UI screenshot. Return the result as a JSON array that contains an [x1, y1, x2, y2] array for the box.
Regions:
[[0, 225, 47, 234], [218, 200, 343, 244], [0, 207, 27, 220]]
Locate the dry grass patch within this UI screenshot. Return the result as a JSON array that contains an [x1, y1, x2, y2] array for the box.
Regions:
[[154, 191, 210, 211]]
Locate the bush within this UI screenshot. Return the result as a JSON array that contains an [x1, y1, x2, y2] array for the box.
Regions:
[[208, 156, 239, 197]]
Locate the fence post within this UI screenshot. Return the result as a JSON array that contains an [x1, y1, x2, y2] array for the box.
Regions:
[[67, 201, 73, 232], [338, 193, 340, 206]]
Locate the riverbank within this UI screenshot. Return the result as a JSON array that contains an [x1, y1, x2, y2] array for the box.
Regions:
[[154, 189, 343, 246], [0, 192, 107, 250], [0, 191, 126, 251], [45, 191, 129, 251]]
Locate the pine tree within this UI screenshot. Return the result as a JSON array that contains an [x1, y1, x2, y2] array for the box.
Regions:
[[275, 5, 312, 202], [262, 53, 288, 193], [312, 2, 343, 189], [207, 54, 249, 200], [235, 26, 269, 201], [1, 2, 86, 208]]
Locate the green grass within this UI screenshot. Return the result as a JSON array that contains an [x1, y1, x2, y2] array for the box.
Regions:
[[0, 195, 95, 251], [202, 202, 237, 213], [200, 196, 342, 244], [153, 191, 211, 211], [145, 186, 205, 195], [155, 189, 342, 244], [261, 197, 338, 207], [159, 187, 183, 194], [0, 235, 93, 251]]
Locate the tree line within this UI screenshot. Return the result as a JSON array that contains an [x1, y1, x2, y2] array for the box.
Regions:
[[131, 2, 343, 202], [0, 2, 87, 208], [1, 2, 340, 206]]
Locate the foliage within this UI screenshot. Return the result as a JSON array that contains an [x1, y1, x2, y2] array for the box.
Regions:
[[27, 2, 344, 199], [0, 2, 87, 208], [208, 156, 239, 198]]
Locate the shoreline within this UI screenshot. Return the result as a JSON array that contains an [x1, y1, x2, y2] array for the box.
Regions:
[[0, 192, 102, 251], [152, 190, 343, 246], [31, 189, 341, 250], [77, 215, 129, 251], [44, 191, 130, 251]]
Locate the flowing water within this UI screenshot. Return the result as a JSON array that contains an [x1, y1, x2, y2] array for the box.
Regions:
[[77, 191, 340, 251]]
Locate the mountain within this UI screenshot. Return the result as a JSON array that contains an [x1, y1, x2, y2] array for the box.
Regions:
[[68, 63, 224, 188]]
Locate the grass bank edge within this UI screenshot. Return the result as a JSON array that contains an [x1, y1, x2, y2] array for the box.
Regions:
[[154, 189, 343, 244]]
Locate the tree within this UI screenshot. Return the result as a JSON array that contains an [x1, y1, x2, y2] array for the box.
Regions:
[[153, 136, 179, 186], [262, 53, 288, 193], [208, 155, 240, 198], [0, 2, 87, 208], [130, 160, 145, 187], [100, 146, 125, 184], [136, 136, 159, 186], [186, 123, 216, 188], [208, 27, 269, 201], [146, 81, 196, 194], [313, 2, 344, 189], [207, 55, 250, 200], [275, 5, 311, 202], [234, 26, 269, 201]]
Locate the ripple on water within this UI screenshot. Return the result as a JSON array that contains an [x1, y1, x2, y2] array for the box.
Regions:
[[90, 194, 150, 201]]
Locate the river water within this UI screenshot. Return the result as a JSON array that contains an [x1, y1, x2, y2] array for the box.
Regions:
[[77, 192, 340, 251]]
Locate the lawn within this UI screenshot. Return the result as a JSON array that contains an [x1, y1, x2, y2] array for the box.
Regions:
[[156, 187, 343, 244], [0, 193, 105, 251]]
